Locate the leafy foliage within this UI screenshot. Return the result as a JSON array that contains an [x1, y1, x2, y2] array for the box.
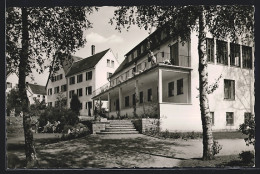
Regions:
[[212, 140, 222, 156], [70, 94, 81, 116], [38, 107, 79, 133], [6, 6, 98, 75], [6, 88, 22, 116], [239, 114, 255, 146], [239, 151, 254, 164], [110, 6, 254, 43]]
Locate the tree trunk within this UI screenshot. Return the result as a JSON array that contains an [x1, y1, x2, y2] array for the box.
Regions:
[[198, 6, 214, 160], [20, 7, 38, 168]]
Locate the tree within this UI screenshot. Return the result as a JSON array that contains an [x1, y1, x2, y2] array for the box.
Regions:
[[70, 94, 81, 116], [239, 114, 255, 147], [6, 6, 97, 167], [56, 92, 67, 110], [6, 88, 21, 116], [110, 5, 254, 160]]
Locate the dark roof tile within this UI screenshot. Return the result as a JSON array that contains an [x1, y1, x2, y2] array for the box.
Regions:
[[28, 83, 46, 95], [66, 49, 110, 77]]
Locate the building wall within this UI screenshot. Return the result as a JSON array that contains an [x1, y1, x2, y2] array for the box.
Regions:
[[67, 67, 95, 116], [67, 49, 119, 116], [159, 31, 254, 131], [46, 68, 67, 107], [6, 73, 19, 93], [27, 89, 46, 105]]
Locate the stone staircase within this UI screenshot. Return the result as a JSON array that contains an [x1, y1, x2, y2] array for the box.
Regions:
[[96, 120, 139, 134]]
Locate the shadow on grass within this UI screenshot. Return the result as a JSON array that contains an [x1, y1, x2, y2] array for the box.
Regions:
[[8, 135, 186, 168]]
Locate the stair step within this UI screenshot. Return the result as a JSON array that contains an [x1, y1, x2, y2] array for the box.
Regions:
[[104, 128, 137, 132], [97, 131, 139, 134], [106, 126, 135, 129]]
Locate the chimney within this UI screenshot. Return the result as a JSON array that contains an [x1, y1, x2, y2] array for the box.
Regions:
[[91, 45, 95, 55]]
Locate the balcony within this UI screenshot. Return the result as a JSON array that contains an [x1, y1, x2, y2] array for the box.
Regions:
[[93, 52, 190, 97], [156, 52, 190, 67]]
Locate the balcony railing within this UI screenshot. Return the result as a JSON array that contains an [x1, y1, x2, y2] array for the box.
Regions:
[[93, 53, 190, 97], [92, 82, 111, 97], [156, 52, 190, 67]]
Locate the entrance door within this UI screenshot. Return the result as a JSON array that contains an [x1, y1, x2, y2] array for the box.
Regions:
[[88, 102, 92, 116], [116, 99, 119, 111], [170, 42, 179, 65]]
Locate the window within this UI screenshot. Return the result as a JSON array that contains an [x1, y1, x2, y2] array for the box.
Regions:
[[244, 112, 252, 123], [69, 76, 75, 85], [148, 88, 152, 102], [134, 50, 138, 58], [86, 86, 92, 95], [210, 112, 215, 125], [86, 71, 92, 80], [216, 40, 228, 65], [230, 43, 240, 67], [107, 72, 112, 79], [80, 103, 82, 110], [107, 59, 111, 67], [69, 90, 74, 98], [61, 84, 67, 92], [126, 71, 129, 79], [55, 101, 59, 107], [37, 95, 40, 98], [137, 64, 142, 72], [88, 102, 92, 109], [77, 74, 83, 83], [43, 96, 45, 99], [48, 102, 52, 107], [140, 91, 144, 103], [60, 74, 63, 80], [54, 86, 60, 94], [206, 38, 214, 63], [242, 46, 252, 69], [7, 82, 12, 88], [77, 88, 82, 97], [168, 81, 174, 97], [226, 112, 234, 125], [111, 60, 115, 68], [132, 93, 136, 106], [177, 79, 184, 95], [48, 88, 52, 95], [224, 79, 235, 100], [170, 42, 179, 65], [125, 96, 129, 107]]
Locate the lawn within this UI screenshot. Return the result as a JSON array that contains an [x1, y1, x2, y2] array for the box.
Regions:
[[7, 134, 254, 168], [6, 116, 254, 169]]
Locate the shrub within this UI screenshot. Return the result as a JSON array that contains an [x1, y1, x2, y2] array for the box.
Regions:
[[70, 94, 81, 115], [239, 151, 254, 164], [61, 123, 90, 141], [239, 114, 255, 146], [132, 119, 142, 133], [38, 107, 79, 133], [212, 140, 222, 156]]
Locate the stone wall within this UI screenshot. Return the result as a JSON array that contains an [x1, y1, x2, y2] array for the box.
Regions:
[[92, 122, 109, 134], [141, 118, 159, 133]]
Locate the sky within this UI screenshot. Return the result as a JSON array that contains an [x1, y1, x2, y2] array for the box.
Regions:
[[31, 6, 151, 86]]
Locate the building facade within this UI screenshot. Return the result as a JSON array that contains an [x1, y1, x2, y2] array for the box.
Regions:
[[93, 28, 254, 132], [46, 47, 119, 117], [26, 83, 46, 105]]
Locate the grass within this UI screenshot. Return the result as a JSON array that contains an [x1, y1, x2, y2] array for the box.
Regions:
[[144, 130, 247, 140], [179, 154, 254, 167]]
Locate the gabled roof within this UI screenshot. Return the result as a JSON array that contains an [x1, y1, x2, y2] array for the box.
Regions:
[[45, 55, 83, 88], [66, 49, 110, 77], [27, 83, 46, 95]]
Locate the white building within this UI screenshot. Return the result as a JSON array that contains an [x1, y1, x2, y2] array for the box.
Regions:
[[26, 83, 46, 104], [6, 71, 46, 105], [46, 46, 119, 117], [6, 71, 19, 94], [93, 27, 254, 132]]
